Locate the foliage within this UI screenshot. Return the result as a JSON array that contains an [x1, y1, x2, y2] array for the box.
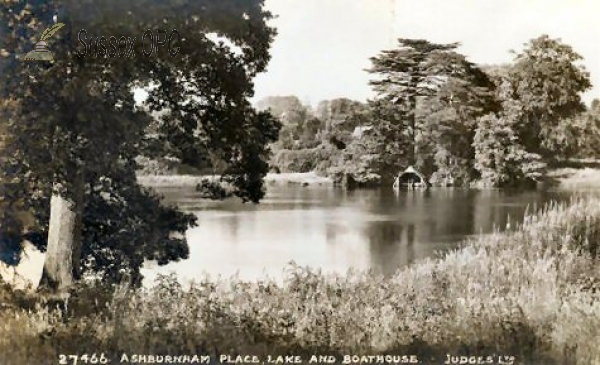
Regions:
[[359, 99, 412, 182], [506, 35, 592, 158], [569, 100, 600, 158], [368, 39, 462, 102], [257, 96, 308, 125], [0, 0, 279, 284], [258, 96, 316, 150], [366, 39, 501, 183], [266, 98, 368, 174], [368, 39, 492, 169], [263, 35, 596, 188], [311, 99, 411, 185], [421, 76, 499, 185], [272, 148, 322, 173], [1, 197, 600, 364], [335, 134, 381, 187], [473, 113, 546, 187], [317, 99, 369, 156]]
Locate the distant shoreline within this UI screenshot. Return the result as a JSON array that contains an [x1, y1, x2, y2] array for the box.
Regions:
[[548, 167, 600, 190], [136, 172, 334, 188], [137, 168, 600, 190]]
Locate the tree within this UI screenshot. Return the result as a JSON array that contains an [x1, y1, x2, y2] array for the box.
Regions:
[[583, 100, 600, 158], [256, 96, 308, 125], [564, 101, 600, 159], [315, 98, 366, 130], [421, 75, 499, 185], [366, 38, 498, 184], [0, 0, 279, 289], [469, 35, 591, 186], [338, 134, 382, 187], [265, 97, 371, 175], [368, 39, 458, 166], [318, 99, 368, 150], [323, 99, 411, 185], [363, 99, 412, 182], [507, 35, 592, 159], [473, 76, 546, 187], [257, 96, 315, 150], [367, 39, 495, 172], [473, 112, 545, 187]]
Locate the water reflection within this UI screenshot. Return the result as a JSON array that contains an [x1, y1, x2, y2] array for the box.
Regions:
[[142, 185, 577, 284], [365, 222, 413, 276]]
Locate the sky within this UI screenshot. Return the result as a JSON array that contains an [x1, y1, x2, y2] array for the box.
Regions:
[[252, 0, 600, 107]]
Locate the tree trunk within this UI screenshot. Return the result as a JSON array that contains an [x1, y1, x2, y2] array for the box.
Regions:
[[408, 93, 417, 166], [38, 172, 84, 291]]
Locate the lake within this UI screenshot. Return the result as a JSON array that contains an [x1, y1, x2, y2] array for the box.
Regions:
[[141, 184, 582, 284]]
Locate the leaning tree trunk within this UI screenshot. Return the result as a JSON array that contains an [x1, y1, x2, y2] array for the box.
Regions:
[[38, 172, 84, 291]]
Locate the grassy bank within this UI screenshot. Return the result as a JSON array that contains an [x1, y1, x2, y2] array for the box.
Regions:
[[549, 167, 600, 190], [1, 199, 599, 365]]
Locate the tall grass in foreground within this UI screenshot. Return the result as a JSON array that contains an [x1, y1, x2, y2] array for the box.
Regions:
[[1, 198, 599, 365]]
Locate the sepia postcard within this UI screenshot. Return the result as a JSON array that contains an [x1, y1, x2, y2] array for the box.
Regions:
[[0, 1, 599, 365]]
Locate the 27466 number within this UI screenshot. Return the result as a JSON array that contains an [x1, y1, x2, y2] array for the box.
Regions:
[[59, 353, 109, 365]]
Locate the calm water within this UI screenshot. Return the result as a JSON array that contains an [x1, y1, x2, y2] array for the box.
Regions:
[[142, 185, 577, 284]]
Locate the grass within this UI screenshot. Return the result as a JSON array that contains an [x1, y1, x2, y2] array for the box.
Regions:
[[1, 198, 599, 365]]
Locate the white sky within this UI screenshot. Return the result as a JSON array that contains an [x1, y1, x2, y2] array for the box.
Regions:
[[252, 0, 600, 107]]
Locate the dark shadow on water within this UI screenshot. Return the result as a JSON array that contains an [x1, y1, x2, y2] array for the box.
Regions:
[[363, 186, 575, 275]]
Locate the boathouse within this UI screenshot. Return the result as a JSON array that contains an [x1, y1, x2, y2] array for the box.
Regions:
[[393, 166, 428, 188]]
